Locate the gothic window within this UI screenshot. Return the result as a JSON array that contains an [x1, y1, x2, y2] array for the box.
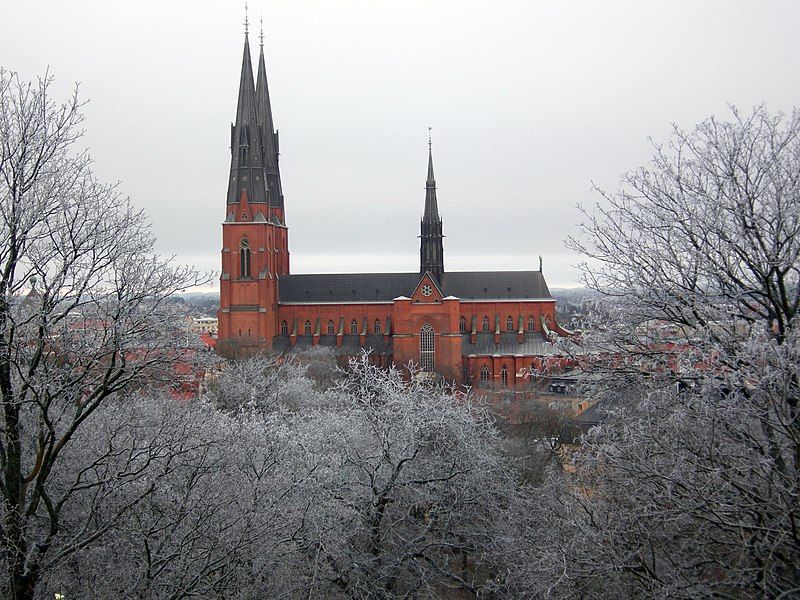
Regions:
[[374, 319, 381, 334], [480, 365, 490, 384], [327, 320, 336, 335], [419, 323, 435, 373], [501, 364, 509, 387], [239, 238, 251, 278], [350, 319, 358, 334], [506, 316, 514, 332], [528, 316, 535, 331], [459, 317, 467, 333], [482, 316, 490, 332], [281, 320, 288, 335], [304, 320, 312, 335]]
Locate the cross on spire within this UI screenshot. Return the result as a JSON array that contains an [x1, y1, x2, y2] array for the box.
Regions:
[[259, 15, 264, 46], [244, 2, 249, 35]]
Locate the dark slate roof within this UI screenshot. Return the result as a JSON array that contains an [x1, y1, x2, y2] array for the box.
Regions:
[[278, 273, 420, 303], [462, 332, 557, 356], [278, 271, 552, 303], [440, 271, 551, 300], [272, 334, 391, 355]]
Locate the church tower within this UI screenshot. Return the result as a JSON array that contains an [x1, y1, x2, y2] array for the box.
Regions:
[[217, 22, 288, 356], [420, 139, 444, 282]]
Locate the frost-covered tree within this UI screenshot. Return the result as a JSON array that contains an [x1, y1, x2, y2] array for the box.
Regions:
[[503, 107, 800, 598], [276, 355, 517, 598], [42, 355, 518, 599], [40, 395, 297, 599], [0, 70, 203, 600], [204, 349, 333, 414]]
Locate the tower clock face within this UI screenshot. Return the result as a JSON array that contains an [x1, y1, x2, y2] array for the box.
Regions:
[[421, 285, 433, 297]]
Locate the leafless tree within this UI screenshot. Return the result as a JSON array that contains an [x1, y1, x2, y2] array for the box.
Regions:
[[503, 106, 800, 597], [30, 354, 518, 599], [38, 395, 297, 600], [0, 70, 204, 599], [204, 351, 332, 415], [273, 354, 517, 598]]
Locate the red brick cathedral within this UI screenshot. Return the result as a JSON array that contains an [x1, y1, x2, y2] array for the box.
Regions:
[[217, 29, 570, 388]]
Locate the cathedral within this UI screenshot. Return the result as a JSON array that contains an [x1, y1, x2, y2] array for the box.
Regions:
[[217, 27, 570, 388]]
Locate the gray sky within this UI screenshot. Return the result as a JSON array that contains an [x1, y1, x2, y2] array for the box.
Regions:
[[4, 1, 799, 289]]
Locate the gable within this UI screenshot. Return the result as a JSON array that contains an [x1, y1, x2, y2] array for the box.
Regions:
[[411, 273, 444, 303]]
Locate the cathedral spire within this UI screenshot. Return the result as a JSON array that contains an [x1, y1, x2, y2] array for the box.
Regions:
[[420, 134, 444, 281], [255, 22, 284, 210], [424, 128, 438, 221], [226, 29, 268, 207]]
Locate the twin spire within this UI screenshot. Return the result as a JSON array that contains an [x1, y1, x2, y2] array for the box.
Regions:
[[228, 14, 442, 278], [227, 20, 284, 213]]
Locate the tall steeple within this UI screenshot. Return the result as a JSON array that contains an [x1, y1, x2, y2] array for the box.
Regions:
[[255, 17, 284, 212], [420, 132, 444, 281], [226, 27, 268, 208]]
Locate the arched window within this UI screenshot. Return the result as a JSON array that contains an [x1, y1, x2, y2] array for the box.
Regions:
[[501, 364, 508, 387], [480, 365, 490, 384], [419, 323, 435, 373], [350, 319, 358, 334], [459, 317, 467, 333], [304, 320, 312, 335], [528, 316, 535, 331], [280, 320, 288, 335], [373, 319, 381, 334], [506, 316, 514, 332], [482, 316, 490, 332], [327, 320, 336, 335], [239, 238, 251, 278]]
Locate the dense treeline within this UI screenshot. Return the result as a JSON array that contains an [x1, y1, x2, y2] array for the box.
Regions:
[[35, 353, 523, 598]]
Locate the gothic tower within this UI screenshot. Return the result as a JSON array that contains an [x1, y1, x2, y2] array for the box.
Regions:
[[217, 25, 288, 355], [420, 140, 444, 282]]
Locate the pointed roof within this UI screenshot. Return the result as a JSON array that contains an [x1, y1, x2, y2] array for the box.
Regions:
[[226, 32, 268, 205], [256, 42, 277, 168], [235, 35, 258, 132], [423, 141, 440, 222], [255, 42, 274, 132], [255, 30, 284, 209]]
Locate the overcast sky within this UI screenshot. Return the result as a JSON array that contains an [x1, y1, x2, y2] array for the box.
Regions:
[[4, 1, 799, 289]]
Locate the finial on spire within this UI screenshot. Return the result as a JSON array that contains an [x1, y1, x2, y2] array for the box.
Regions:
[[259, 15, 264, 46], [244, 2, 249, 35], [428, 125, 432, 149]]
